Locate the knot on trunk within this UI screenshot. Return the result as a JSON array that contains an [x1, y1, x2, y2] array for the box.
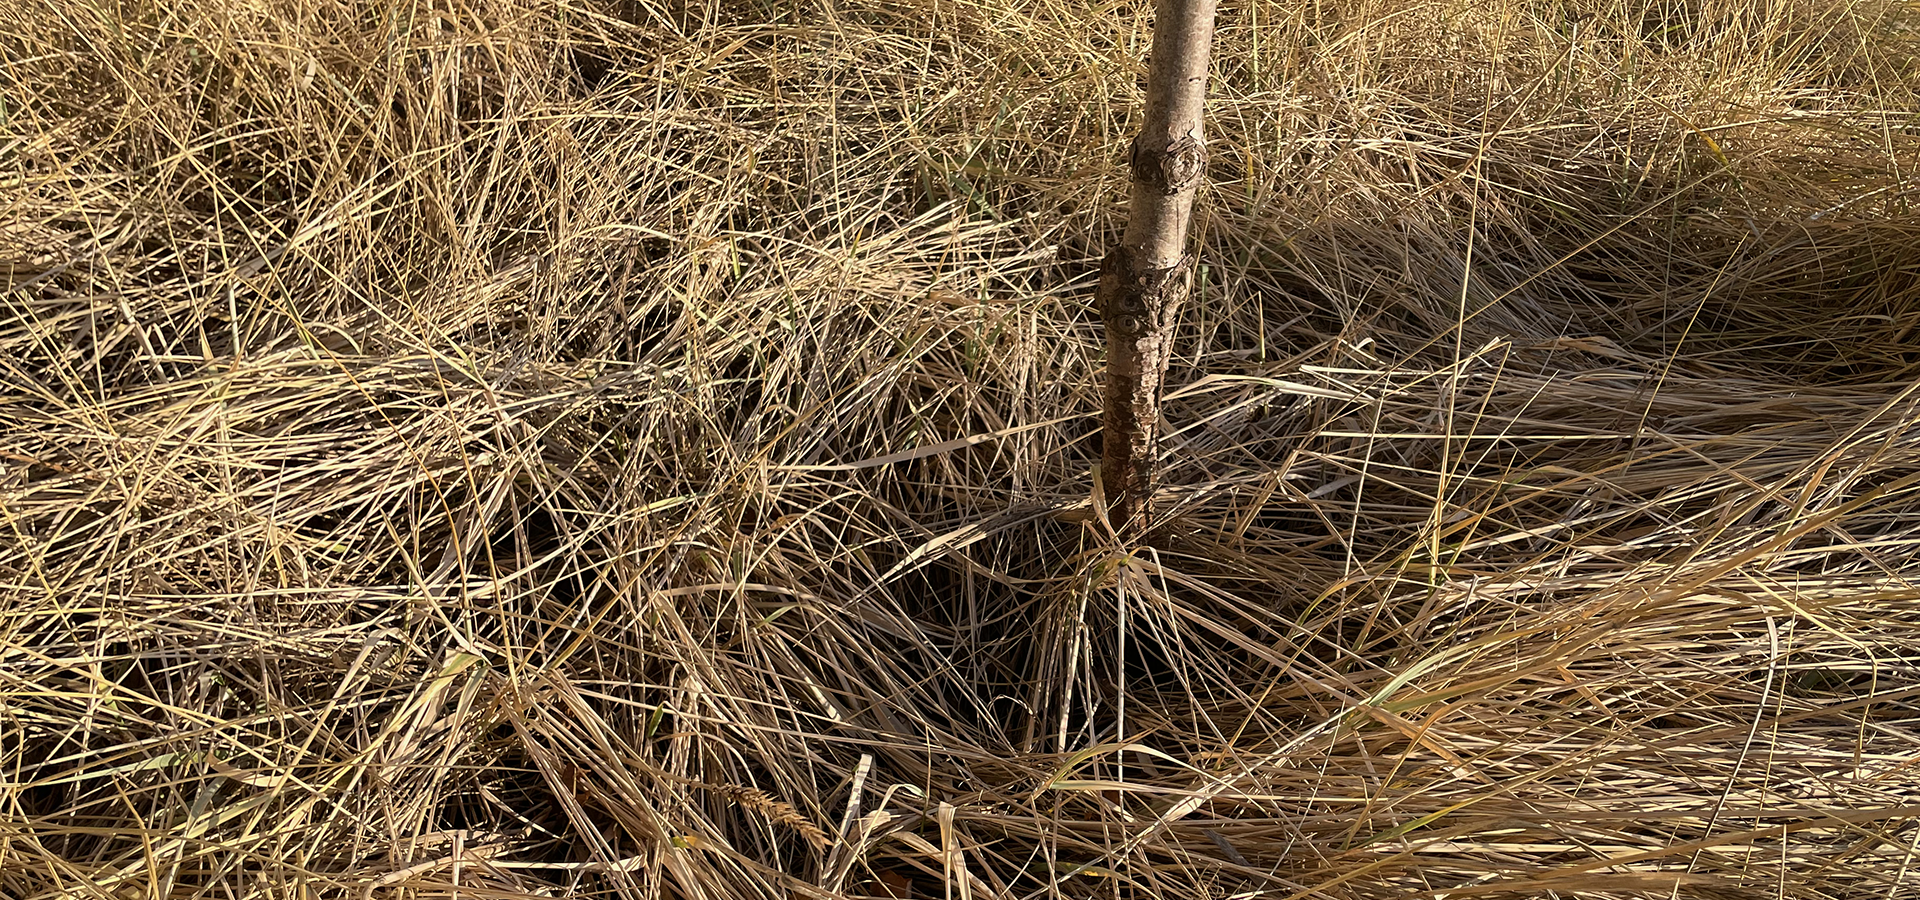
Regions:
[[1130, 131, 1207, 196], [1097, 247, 1191, 341]]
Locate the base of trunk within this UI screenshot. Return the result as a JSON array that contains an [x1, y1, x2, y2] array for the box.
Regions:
[[1097, 245, 1191, 535]]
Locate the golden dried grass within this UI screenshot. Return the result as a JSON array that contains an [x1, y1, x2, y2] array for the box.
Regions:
[[3, 0, 1919, 897]]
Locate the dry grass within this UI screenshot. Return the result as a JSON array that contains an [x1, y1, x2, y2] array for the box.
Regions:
[[5, 0, 1920, 897]]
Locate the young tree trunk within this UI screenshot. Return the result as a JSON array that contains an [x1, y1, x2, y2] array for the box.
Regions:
[[1099, 0, 1219, 534]]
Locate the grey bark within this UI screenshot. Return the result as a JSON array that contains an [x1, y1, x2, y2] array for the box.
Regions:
[[1098, 0, 1218, 534]]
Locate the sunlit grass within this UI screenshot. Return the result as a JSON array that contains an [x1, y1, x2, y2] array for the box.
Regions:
[[3, 0, 1918, 897]]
